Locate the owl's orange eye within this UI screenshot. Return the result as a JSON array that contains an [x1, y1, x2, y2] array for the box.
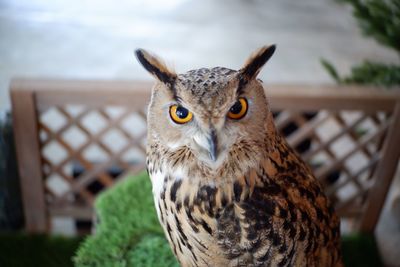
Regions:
[[227, 98, 248, 120], [170, 105, 193, 124]]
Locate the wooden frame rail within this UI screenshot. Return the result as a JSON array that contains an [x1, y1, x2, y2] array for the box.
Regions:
[[10, 79, 400, 234]]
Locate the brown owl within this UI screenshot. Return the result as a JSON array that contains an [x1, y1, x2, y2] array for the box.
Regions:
[[135, 45, 342, 267]]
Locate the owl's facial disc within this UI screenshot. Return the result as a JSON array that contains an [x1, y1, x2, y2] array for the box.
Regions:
[[190, 99, 248, 164]]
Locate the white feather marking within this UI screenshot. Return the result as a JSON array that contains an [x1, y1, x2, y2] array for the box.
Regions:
[[166, 141, 182, 149], [150, 171, 165, 198], [193, 132, 209, 151], [170, 166, 186, 180]]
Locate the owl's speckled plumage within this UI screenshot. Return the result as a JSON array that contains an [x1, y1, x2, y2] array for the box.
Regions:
[[135, 46, 343, 267]]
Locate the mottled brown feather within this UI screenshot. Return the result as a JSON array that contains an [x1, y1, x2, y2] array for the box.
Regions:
[[140, 46, 343, 267]]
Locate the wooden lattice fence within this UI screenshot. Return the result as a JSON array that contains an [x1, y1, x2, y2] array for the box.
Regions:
[[10, 79, 400, 234]]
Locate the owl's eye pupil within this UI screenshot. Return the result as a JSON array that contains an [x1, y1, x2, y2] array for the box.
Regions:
[[176, 106, 189, 118], [170, 105, 193, 124], [230, 101, 242, 114], [227, 98, 248, 120]]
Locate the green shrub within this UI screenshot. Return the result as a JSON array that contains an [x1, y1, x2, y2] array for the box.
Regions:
[[74, 172, 178, 267]]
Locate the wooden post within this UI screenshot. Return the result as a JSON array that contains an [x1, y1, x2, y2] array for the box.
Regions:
[[10, 80, 48, 232], [359, 102, 400, 232]]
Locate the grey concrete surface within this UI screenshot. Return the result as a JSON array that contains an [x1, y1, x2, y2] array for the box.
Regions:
[[0, 0, 399, 266]]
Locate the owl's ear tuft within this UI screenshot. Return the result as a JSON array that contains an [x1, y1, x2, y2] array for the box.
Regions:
[[239, 45, 276, 81], [135, 49, 177, 85]]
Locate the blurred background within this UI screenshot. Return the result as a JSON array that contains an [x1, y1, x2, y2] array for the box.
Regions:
[[0, 0, 398, 110], [1, 0, 399, 266]]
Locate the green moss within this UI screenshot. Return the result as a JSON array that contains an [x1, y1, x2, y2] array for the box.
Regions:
[[74, 171, 177, 267], [127, 234, 179, 267]]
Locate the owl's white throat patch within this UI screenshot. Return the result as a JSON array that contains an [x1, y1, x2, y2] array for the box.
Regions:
[[150, 166, 187, 198], [150, 171, 165, 198]]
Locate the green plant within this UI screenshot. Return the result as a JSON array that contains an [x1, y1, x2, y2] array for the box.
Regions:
[[74, 172, 178, 267], [340, 0, 400, 53], [322, 0, 400, 87], [321, 59, 400, 86]]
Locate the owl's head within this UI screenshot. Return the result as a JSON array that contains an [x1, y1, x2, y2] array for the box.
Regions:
[[136, 45, 276, 169]]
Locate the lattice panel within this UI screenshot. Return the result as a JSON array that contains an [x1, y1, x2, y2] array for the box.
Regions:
[[272, 109, 392, 231], [38, 105, 148, 216], [11, 79, 400, 235], [38, 103, 393, 233]]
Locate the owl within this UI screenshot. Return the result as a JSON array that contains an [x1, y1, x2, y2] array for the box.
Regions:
[[135, 45, 342, 267]]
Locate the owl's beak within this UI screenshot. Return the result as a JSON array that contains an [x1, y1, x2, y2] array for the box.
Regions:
[[208, 129, 218, 161]]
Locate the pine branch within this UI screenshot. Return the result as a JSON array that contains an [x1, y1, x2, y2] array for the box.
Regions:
[[320, 59, 342, 83], [340, 0, 400, 53]]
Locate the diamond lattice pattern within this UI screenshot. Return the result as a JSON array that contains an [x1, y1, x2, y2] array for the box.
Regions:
[[39, 105, 147, 208], [39, 105, 392, 231]]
